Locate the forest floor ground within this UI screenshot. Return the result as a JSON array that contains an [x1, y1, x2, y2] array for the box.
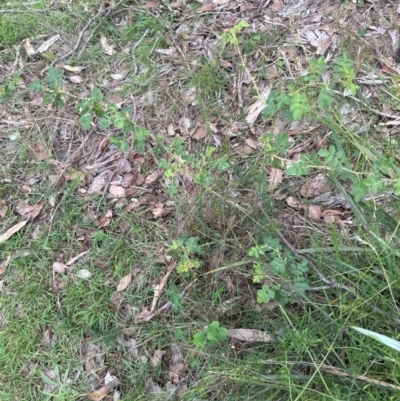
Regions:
[[2, 0, 400, 400]]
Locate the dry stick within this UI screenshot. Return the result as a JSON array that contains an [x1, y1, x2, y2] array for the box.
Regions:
[[145, 279, 197, 322]]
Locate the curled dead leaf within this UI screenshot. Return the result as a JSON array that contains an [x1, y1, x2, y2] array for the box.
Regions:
[[36, 34, 60, 53], [28, 139, 51, 161], [191, 122, 208, 140], [245, 87, 271, 126], [97, 210, 113, 228], [109, 185, 126, 198], [68, 75, 82, 84], [133, 306, 150, 323], [150, 349, 165, 367], [307, 205, 322, 221], [63, 65, 85, 73], [144, 171, 160, 185], [52, 262, 68, 273], [24, 38, 36, 57], [152, 203, 164, 218], [100, 35, 114, 55], [226, 328, 271, 343], [300, 173, 332, 198], [15, 202, 43, 221], [286, 196, 304, 211], [268, 168, 284, 191], [116, 273, 132, 292]]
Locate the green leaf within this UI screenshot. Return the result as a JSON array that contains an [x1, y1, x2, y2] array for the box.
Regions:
[[42, 93, 55, 106], [54, 93, 65, 109], [193, 331, 207, 348], [207, 321, 227, 342], [99, 117, 110, 130], [352, 327, 400, 353], [45, 67, 63, 88], [90, 87, 103, 102], [318, 85, 334, 109], [257, 285, 275, 304], [185, 236, 203, 255], [28, 79, 44, 93], [79, 113, 93, 130]]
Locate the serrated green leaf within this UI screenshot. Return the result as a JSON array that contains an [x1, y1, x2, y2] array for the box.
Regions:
[[28, 79, 44, 93], [193, 331, 207, 348], [46, 67, 63, 88], [90, 87, 103, 102], [99, 117, 110, 130], [207, 321, 227, 342], [79, 113, 93, 130]]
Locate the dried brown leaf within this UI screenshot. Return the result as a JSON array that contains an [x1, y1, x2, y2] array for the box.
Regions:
[[133, 306, 150, 323], [316, 36, 333, 55], [97, 210, 113, 228], [15, 202, 42, 221], [63, 65, 85, 73], [197, 3, 214, 12], [100, 35, 114, 56], [155, 48, 176, 56], [28, 139, 51, 160], [150, 349, 165, 367], [36, 35, 60, 53], [121, 173, 136, 187], [286, 196, 304, 211], [88, 380, 117, 401], [24, 38, 36, 56], [116, 273, 132, 292], [0, 220, 28, 243], [245, 87, 271, 126], [191, 122, 208, 140], [268, 168, 284, 191], [136, 173, 145, 185], [145, 377, 163, 397], [68, 75, 82, 84], [152, 203, 164, 218], [300, 173, 332, 198], [307, 205, 322, 221], [109, 185, 126, 198], [226, 328, 271, 342], [144, 171, 160, 185], [271, 0, 283, 12], [321, 209, 342, 217], [53, 262, 68, 273]]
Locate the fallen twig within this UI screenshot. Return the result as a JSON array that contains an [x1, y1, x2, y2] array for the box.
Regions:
[[145, 279, 197, 321]]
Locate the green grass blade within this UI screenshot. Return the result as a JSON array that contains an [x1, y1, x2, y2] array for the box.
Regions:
[[352, 327, 400, 352]]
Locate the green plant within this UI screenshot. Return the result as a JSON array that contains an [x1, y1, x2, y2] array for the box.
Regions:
[[249, 235, 310, 304], [193, 321, 227, 348], [0, 71, 22, 100], [26, 67, 151, 152], [169, 236, 204, 273]]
